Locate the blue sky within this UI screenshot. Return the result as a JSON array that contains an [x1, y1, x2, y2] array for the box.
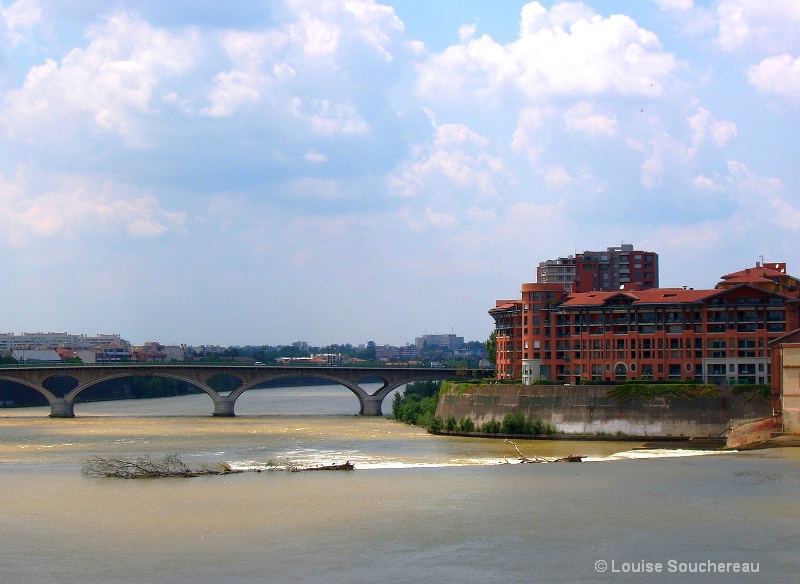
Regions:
[[1, 0, 799, 347]]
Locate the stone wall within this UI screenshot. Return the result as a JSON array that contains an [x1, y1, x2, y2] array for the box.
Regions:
[[436, 384, 772, 438]]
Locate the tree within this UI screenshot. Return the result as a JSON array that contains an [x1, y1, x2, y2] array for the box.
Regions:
[[485, 331, 497, 368]]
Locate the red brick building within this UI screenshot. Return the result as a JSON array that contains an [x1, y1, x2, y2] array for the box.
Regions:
[[536, 244, 659, 293], [490, 262, 800, 385]]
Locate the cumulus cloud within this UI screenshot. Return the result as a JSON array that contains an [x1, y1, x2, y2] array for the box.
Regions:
[[654, 0, 694, 11], [289, 97, 370, 136], [748, 53, 800, 98], [544, 165, 574, 189], [0, 0, 41, 47], [2, 12, 198, 146], [416, 1, 677, 102], [203, 1, 407, 124], [687, 107, 737, 156], [717, 0, 800, 53], [693, 174, 722, 190], [719, 159, 800, 233], [0, 167, 186, 244], [510, 105, 545, 163], [390, 116, 507, 202], [563, 102, 618, 137]]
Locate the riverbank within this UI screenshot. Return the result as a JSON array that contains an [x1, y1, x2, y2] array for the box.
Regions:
[[436, 383, 772, 438], [429, 428, 727, 447]]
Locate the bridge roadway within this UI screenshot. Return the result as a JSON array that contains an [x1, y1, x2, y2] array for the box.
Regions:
[[0, 364, 490, 418]]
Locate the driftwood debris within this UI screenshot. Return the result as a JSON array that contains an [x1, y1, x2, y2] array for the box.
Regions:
[[81, 453, 210, 479], [297, 461, 354, 472], [82, 454, 356, 479], [504, 440, 584, 464]]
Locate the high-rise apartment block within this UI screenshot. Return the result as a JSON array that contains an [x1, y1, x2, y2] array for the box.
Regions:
[[491, 261, 799, 386], [537, 244, 658, 293]]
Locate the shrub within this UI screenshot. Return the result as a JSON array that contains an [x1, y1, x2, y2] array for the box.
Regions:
[[444, 415, 457, 432], [481, 419, 501, 433], [392, 381, 442, 429], [457, 417, 475, 432], [501, 411, 527, 434]]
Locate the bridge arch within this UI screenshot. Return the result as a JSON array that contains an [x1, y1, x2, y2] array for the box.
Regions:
[[0, 374, 59, 407], [62, 372, 224, 417], [226, 372, 389, 416]]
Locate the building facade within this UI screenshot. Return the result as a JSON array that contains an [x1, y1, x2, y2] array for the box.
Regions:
[[769, 329, 800, 432], [415, 334, 464, 352], [537, 244, 659, 293], [491, 263, 799, 385], [0, 332, 128, 353]]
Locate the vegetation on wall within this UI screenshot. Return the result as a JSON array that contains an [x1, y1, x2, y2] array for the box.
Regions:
[[729, 384, 771, 400], [606, 383, 720, 403]]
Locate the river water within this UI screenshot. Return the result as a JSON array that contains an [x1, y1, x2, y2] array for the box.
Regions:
[[1, 385, 798, 584]]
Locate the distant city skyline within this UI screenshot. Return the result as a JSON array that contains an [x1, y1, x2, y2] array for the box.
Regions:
[[1, 1, 798, 346]]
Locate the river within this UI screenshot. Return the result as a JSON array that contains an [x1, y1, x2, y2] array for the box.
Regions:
[[0, 385, 798, 583]]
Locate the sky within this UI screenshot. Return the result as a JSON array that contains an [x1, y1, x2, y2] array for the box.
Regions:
[[0, 0, 799, 347]]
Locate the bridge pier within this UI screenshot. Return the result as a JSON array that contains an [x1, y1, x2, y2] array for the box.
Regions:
[[212, 397, 236, 417], [49, 398, 75, 418], [359, 395, 384, 416]]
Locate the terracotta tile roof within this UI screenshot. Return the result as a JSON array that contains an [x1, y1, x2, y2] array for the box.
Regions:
[[720, 265, 786, 280], [561, 287, 718, 307], [719, 274, 775, 284], [490, 301, 519, 311], [560, 283, 800, 308]]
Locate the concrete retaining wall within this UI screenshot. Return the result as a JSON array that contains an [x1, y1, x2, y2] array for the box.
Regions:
[[725, 416, 782, 449], [436, 384, 772, 438]]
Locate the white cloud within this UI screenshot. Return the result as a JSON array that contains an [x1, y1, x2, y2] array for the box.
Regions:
[[390, 116, 509, 204], [687, 107, 737, 157], [2, 12, 198, 146], [459, 23, 477, 42], [0, 166, 186, 244], [304, 150, 328, 163], [204, 68, 268, 117], [544, 165, 573, 189], [654, 0, 694, 11], [289, 97, 370, 136], [693, 174, 722, 190], [511, 105, 544, 163], [203, 30, 291, 117], [284, 0, 404, 60], [343, 0, 405, 61], [0, 0, 41, 47], [721, 159, 800, 233], [717, 0, 800, 53], [416, 1, 677, 102], [563, 102, 618, 137], [748, 53, 800, 98]]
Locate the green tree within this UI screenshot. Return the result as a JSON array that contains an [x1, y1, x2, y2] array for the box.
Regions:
[[485, 331, 497, 368]]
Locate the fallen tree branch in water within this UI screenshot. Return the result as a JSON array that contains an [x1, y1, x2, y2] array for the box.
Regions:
[[81, 454, 355, 478], [503, 440, 583, 464], [81, 453, 208, 478]]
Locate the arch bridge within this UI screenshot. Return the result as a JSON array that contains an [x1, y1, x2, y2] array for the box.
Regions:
[[0, 364, 491, 418]]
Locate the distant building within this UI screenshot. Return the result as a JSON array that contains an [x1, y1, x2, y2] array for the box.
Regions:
[[11, 349, 61, 364], [76, 345, 131, 364], [537, 244, 659, 293], [491, 262, 799, 385], [374, 345, 398, 360], [415, 334, 464, 352], [0, 332, 128, 354], [398, 345, 418, 361]]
